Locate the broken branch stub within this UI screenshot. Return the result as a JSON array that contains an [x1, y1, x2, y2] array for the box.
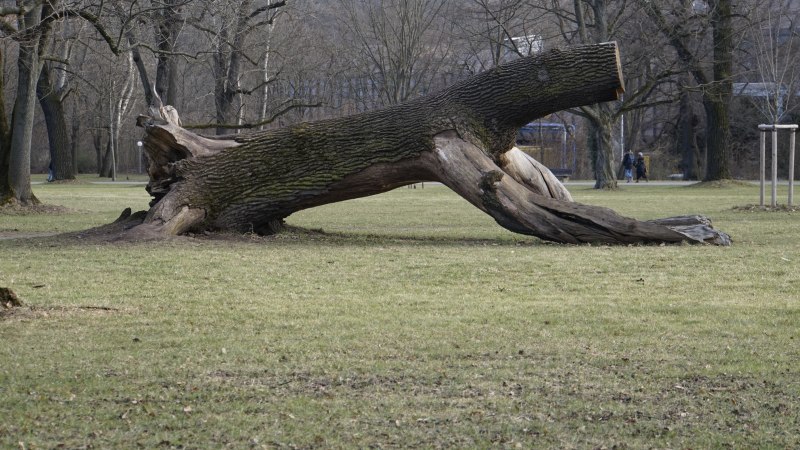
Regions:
[[1, 287, 23, 308]]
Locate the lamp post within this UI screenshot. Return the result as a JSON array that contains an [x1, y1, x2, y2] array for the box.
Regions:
[[137, 141, 143, 174]]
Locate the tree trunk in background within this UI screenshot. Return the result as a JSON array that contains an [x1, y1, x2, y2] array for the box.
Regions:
[[4, 3, 51, 205], [70, 102, 81, 174], [38, 64, 76, 181], [155, 0, 182, 107], [641, 0, 733, 181], [0, 47, 11, 202], [703, 0, 733, 181], [703, 97, 731, 180], [212, 0, 253, 135], [133, 43, 730, 245], [676, 77, 699, 180], [589, 104, 618, 189], [9, 38, 42, 205], [126, 29, 154, 108], [99, 141, 113, 178], [93, 127, 107, 176]]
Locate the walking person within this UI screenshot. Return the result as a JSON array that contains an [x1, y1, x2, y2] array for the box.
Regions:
[[622, 151, 634, 183], [634, 152, 648, 183]]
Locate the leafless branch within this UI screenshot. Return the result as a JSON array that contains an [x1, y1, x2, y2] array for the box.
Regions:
[[183, 101, 324, 130]]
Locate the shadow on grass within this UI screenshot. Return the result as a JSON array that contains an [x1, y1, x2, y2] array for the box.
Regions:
[[0, 221, 544, 249], [203, 225, 545, 249]]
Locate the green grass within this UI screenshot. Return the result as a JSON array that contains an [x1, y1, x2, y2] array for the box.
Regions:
[[1, 182, 798, 448]]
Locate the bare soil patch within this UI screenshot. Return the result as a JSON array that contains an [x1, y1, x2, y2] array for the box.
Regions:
[[0, 231, 61, 240], [0, 203, 72, 215], [0, 305, 122, 322], [687, 179, 754, 189], [732, 204, 800, 212]]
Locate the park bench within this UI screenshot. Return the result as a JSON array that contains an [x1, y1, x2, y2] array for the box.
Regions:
[[549, 168, 573, 181]]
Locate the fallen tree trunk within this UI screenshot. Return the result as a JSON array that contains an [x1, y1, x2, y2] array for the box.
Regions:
[[134, 42, 730, 245]]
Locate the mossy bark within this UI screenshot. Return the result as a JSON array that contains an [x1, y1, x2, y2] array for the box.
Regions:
[[136, 43, 730, 245]]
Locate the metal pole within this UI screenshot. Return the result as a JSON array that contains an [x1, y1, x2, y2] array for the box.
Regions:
[[772, 128, 779, 208], [760, 130, 766, 207], [790, 129, 796, 207], [137, 141, 143, 174], [620, 110, 625, 163]]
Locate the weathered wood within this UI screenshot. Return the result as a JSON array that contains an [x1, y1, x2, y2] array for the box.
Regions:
[[431, 133, 730, 245], [133, 42, 731, 245], [1, 287, 22, 308]]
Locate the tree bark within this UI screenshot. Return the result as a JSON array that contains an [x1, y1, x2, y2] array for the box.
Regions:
[[212, 0, 253, 135], [155, 0, 182, 107], [677, 76, 700, 181], [703, 0, 733, 181], [38, 63, 76, 181], [9, 35, 42, 205], [0, 47, 11, 202], [134, 43, 730, 245], [640, 0, 733, 182], [4, 3, 49, 206], [587, 104, 618, 189]]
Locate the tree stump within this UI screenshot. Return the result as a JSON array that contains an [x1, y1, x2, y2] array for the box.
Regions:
[[1, 287, 22, 308]]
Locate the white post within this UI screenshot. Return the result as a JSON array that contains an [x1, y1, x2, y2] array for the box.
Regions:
[[620, 109, 625, 163], [137, 141, 143, 174], [790, 129, 796, 207], [758, 124, 798, 208], [772, 128, 778, 208], [760, 130, 766, 207]]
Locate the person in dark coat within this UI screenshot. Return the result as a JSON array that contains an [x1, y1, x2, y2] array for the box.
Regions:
[[634, 152, 648, 182], [622, 151, 634, 183]]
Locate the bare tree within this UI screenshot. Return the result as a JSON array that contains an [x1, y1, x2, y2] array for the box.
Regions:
[[1, 1, 49, 205], [38, 62, 74, 181], [453, 0, 538, 73], [114, 0, 189, 114], [0, 0, 121, 205], [640, 0, 737, 181], [741, 0, 800, 124], [675, 73, 705, 180], [257, 0, 279, 129], [104, 52, 137, 181], [514, 0, 678, 188], [36, 20, 86, 181], [337, 0, 454, 107], [0, 44, 11, 187], [183, 0, 285, 134]]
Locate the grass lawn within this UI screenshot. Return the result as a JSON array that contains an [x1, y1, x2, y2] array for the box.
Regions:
[[1, 180, 798, 448]]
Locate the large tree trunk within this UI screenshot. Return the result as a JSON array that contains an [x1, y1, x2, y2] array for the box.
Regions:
[[677, 76, 701, 181], [8, 34, 42, 205], [4, 3, 51, 206], [133, 43, 730, 245], [703, 0, 733, 181], [38, 64, 76, 181], [155, 0, 182, 107], [99, 140, 113, 178], [211, 0, 252, 135], [588, 104, 619, 189], [0, 47, 12, 202], [703, 93, 732, 181]]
